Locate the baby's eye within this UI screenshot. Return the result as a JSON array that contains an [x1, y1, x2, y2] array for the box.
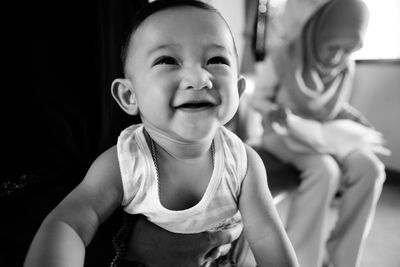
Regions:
[[153, 56, 178, 66], [208, 56, 230, 66]]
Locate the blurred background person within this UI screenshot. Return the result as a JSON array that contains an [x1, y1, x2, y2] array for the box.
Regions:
[[249, 0, 387, 266]]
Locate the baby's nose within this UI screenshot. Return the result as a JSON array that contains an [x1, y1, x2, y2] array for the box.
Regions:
[[180, 66, 213, 90]]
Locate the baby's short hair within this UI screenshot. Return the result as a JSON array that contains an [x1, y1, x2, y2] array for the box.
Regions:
[[120, 0, 237, 75]]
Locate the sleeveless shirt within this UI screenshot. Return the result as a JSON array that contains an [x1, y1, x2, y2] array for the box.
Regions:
[[117, 124, 247, 234]]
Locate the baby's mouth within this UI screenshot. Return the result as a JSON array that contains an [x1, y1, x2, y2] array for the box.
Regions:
[[176, 102, 215, 110]]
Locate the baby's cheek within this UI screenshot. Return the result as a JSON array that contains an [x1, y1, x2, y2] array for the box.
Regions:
[[218, 102, 239, 125]]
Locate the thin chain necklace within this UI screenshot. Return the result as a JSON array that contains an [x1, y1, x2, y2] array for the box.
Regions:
[[149, 137, 215, 189]]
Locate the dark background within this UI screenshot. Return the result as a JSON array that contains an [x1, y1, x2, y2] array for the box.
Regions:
[[0, 1, 147, 266]]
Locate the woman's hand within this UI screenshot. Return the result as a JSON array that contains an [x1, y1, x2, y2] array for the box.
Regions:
[[124, 215, 239, 267], [269, 106, 290, 127]]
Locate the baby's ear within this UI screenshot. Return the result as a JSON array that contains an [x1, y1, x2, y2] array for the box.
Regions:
[[237, 76, 246, 97], [111, 78, 139, 115]]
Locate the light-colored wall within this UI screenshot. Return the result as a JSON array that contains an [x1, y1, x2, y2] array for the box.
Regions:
[[351, 62, 400, 172], [208, 0, 246, 64]]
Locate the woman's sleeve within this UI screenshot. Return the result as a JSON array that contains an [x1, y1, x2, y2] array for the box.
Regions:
[[334, 103, 373, 128]]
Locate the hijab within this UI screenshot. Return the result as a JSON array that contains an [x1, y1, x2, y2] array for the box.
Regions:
[[308, 0, 369, 80], [273, 0, 369, 120]]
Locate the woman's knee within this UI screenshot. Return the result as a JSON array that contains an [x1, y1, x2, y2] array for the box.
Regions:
[[345, 150, 386, 186], [302, 155, 341, 189]]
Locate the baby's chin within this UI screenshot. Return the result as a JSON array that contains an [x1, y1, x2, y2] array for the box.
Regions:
[[175, 124, 219, 143]]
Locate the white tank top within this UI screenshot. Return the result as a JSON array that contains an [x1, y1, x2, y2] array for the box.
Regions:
[[117, 124, 247, 234]]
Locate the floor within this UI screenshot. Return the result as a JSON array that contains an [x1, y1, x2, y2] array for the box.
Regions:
[[275, 171, 400, 267], [360, 177, 400, 267]]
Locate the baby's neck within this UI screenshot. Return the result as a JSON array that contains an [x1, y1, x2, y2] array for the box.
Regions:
[[144, 126, 213, 160]]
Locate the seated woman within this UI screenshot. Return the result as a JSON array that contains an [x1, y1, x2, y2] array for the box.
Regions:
[[249, 0, 387, 266]]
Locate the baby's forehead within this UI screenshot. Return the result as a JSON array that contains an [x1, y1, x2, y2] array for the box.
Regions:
[[130, 6, 236, 54], [121, 5, 239, 75], [139, 8, 225, 36]]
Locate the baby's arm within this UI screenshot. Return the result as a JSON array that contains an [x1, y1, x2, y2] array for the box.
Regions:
[[239, 145, 299, 267], [24, 146, 122, 267]]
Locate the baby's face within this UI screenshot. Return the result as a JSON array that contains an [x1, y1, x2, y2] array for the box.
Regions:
[[125, 7, 242, 142]]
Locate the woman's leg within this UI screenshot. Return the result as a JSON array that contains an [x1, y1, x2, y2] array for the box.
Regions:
[[327, 149, 385, 267], [264, 136, 341, 267]]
